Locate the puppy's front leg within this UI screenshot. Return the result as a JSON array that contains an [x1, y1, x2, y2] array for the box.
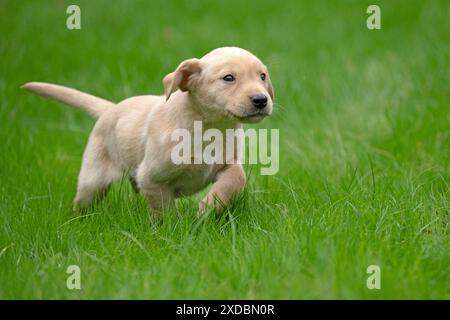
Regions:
[[142, 184, 175, 217], [199, 164, 246, 214], [137, 165, 175, 217]]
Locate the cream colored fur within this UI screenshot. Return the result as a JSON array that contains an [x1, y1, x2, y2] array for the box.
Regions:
[[22, 47, 274, 216]]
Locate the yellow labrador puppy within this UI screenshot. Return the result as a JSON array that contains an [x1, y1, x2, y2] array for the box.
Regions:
[[22, 47, 274, 215]]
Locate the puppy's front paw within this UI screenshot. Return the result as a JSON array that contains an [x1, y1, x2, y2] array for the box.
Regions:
[[197, 198, 211, 216], [197, 193, 225, 216]]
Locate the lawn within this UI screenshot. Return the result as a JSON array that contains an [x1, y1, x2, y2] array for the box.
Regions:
[[0, 0, 449, 299]]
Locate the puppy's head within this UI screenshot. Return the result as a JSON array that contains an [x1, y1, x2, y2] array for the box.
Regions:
[[163, 47, 274, 123]]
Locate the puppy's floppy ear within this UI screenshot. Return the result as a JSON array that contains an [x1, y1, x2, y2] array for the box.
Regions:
[[163, 58, 201, 101], [267, 73, 274, 100]]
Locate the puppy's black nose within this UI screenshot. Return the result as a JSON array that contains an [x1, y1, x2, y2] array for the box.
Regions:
[[250, 95, 268, 109]]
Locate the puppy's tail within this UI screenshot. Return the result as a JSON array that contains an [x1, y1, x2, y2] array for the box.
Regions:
[[21, 82, 115, 119]]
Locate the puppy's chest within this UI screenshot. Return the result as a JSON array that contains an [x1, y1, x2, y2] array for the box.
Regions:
[[171, 163, 223, 197]]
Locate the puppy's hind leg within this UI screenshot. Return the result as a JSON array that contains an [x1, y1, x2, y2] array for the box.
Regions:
[[74, 136, 122, 209]]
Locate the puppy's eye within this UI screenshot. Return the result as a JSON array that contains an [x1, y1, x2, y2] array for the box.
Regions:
[[222, 74, 235, 82], [260, 73, 266, 81]]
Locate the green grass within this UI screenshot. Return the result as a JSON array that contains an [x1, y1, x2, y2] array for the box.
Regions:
[[0, 0, 449, 299]]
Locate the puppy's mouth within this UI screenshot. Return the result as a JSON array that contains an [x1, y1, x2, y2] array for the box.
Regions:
[[225, 110, 269, 123]]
